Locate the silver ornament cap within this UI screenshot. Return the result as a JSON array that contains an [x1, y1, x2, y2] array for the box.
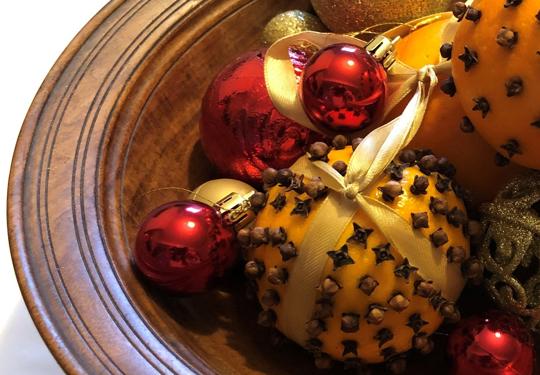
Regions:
[[365, 35, 400, 70]]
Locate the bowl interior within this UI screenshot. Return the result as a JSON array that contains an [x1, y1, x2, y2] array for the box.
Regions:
[[114, 1, 319, 374], [104, 1, 498, 373]]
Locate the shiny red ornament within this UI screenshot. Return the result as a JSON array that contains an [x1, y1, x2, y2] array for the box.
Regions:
[[301, 43, 387, 133], [200, 50, 317, 185], [134, 200, 237, 294], [448, 310, 534, 375]]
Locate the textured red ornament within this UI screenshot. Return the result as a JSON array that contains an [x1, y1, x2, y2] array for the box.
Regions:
[[301, 43, 387, 133], [134, 201, 236, 294], [448, 310, 534, 375], [200, 50, 317, 185]]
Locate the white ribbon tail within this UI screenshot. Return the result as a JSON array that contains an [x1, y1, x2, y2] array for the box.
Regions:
[[279, 190, 358, 346], [345, 65, 439, 192]]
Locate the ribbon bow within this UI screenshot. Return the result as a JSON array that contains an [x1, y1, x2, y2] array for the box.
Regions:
[[266, 32, 466, 346]]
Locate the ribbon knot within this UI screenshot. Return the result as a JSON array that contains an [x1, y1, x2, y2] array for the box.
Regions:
[[418, 65, 433, 82], [344, 184, 360, 200]]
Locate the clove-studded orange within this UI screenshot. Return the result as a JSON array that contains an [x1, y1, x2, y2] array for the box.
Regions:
[[391, 12, 526, 204], [242, 139, 476, 371], [451, 0, 540, 169]]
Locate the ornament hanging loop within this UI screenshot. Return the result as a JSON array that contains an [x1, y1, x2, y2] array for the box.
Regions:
[[365, 35, 400, 69]]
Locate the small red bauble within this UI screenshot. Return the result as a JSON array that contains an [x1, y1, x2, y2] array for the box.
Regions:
[[200, 50, 318, 185], [301, 43, 387, 133], [134, 200, 236, 294], [448, 310, 534, 375]]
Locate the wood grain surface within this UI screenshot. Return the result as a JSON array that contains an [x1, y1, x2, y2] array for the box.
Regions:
[[7, 0, 537, 374]]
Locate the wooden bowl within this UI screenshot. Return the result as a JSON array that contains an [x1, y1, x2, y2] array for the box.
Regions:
[[8, 1, 535, 374]]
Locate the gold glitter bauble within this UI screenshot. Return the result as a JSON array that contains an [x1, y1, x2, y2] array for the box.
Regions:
[[480, 173, 540, 330], [262, 10, 327, 45], [311, 0, 457, 33]]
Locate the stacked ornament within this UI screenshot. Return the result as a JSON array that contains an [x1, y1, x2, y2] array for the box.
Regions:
[[131, 1, 540, 374]]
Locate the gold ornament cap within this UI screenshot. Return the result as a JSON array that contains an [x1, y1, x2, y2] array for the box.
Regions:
[[215, 191, 256, 231], [190, 178, 256, 231]]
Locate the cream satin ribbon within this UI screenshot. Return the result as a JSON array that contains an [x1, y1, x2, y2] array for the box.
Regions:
[[267, 33, 465, 346]]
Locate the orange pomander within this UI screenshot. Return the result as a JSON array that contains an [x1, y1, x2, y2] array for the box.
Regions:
[[395, 17, 451, 68], [392, 12, 526, 204], [408, 88, 525, 204], [451, 0, 540, 169], [242, 142, 476, 372]]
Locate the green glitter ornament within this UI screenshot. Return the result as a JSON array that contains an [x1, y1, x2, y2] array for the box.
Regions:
[[480, 173, 540, 330]]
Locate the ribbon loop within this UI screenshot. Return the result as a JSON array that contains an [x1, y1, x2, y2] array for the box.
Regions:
[[326, 63, 439, 198]]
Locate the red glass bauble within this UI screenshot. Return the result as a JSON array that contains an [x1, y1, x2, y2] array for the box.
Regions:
[[448, 310, 534, 375], [200, 50, 318, 185], [301, 43, 387, 133], [134, 200, 236, 294]]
